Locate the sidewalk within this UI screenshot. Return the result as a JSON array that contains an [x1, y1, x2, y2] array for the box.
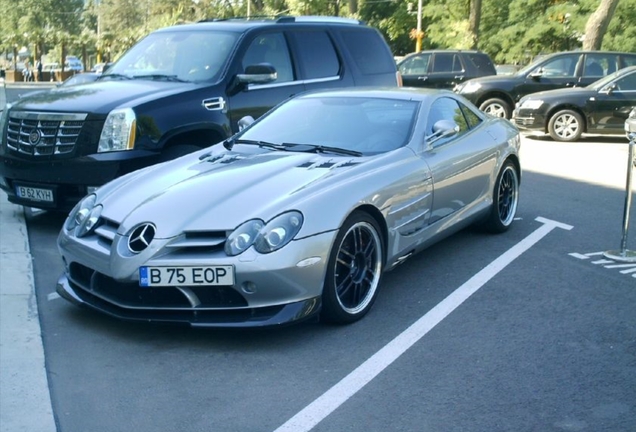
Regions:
[[0, 193, 56, 432]]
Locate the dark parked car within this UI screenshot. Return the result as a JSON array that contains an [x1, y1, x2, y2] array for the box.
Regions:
[[397, 50, 496, 89], [512, 66, 636, 142], [0, 16, 400, 212], [456, 51, 636, 118]]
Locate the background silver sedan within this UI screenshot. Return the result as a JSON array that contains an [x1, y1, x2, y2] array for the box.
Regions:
[[56, 88, 521, 327]]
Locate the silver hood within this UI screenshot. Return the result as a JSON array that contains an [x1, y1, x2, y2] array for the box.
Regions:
[[98, 146, 372, 238]]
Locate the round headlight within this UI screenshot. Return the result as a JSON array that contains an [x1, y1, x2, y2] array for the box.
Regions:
[[225, 219, 264, 256], [76, 205, 103, 237], [65, 194, 96, 232], [254, 211, 303, 254]]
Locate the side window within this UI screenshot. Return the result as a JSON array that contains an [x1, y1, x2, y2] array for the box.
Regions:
[[621, 55, 636, 68], [242, 32, 294, 83], [614, 72, 636, 91], [426, 97, 469, 145], [293, 31, 340, 79], [432, 53, 462, 73], [459, 103, 483, 129], [399, 54, 430, 75], [339, 28, 396, 75], [539, 55, 579, 77], [468, 53, 496, 74], [583, 53, 612, 78]]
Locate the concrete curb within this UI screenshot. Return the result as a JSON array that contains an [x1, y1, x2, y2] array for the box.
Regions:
[[0, 193, 56, 432]]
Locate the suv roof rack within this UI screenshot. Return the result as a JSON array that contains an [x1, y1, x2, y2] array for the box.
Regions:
[[275, 16, 364, 25]]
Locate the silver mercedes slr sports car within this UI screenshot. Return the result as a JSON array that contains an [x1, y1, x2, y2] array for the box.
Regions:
[[57, 87, 521, 327]]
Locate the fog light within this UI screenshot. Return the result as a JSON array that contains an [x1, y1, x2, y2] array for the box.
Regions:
[[241, 281, 257, 294]]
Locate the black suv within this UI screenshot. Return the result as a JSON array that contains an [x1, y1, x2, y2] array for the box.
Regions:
[[456, 50, 636, 118], [397, 50, 496, 89], [0, 16, 400, 211]]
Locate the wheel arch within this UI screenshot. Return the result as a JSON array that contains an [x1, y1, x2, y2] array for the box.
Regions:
[[504, 154, 521, 186], [349, 204, 389, 264], [477, 91, 514, 110]]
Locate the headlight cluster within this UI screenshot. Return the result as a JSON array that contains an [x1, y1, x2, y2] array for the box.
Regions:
[[98, 108, 136, 152], [519, 99, 544, 110], [65, 194, 102, 237], [458, 81, 481, 94], [225, 211, 303, 256]]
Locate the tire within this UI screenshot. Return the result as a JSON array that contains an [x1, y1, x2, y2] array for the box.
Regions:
[[483, 162, 519, 233], [479, 98, 511, 119], [321, 212, 384, 324], [548, 109, 583, 142]]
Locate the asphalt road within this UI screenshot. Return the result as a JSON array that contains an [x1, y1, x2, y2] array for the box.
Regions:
[[18, 133, 635, 432]]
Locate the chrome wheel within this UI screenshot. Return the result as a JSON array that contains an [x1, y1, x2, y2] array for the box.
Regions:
[[480, 98, 511, 119], [322, 213, 384, 323], [497, 165, 519, 228], [482, 161, 519, 233], [548, 109, 583, 142]]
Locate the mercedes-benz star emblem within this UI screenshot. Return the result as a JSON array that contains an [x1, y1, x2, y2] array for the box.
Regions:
[[128, 223, 156, 253], [28, 130, 42, 146]]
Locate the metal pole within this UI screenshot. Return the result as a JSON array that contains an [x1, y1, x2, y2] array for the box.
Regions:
[[604, 133, 636, 262]]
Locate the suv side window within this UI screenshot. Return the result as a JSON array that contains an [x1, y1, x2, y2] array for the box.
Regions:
[[243, 32, 294, 83], [339, 28, 396, 75], [582, 53, 610, 78], [621, 55, 636, 68], [432, 53, 463, 73], [468, 53, 496, 74], [293, 31, 340, 79], [539, 55, 579, 77], [399, 54, 431, 74]]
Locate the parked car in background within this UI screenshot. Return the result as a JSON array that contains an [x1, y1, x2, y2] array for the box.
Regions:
[[512, 66, 636, 142], [56, 87, 521, 327], [0, 16, 400, 212], [91, 62, 113, 73], [398, 50, 496, 89], [65, 55, 83, 72], [456, 51, 636, 118]]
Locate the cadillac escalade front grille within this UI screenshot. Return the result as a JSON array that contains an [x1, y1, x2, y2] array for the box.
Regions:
[[6, 112, 87, 156]]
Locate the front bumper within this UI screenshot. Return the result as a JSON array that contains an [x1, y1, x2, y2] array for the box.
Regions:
[[57, 227, 337, 327], [0, 149, 158, 211], [511, 108, 546, 131]]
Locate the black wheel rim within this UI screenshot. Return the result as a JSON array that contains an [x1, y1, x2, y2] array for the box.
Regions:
[[334, 221, 382, 314], [498, 166, 518, 226]]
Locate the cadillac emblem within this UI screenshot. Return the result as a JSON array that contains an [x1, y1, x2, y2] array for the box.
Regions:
[[28, 130, 42, 146]]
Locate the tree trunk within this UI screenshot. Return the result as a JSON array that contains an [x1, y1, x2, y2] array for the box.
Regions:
[[583, 0, 621, 50], [468, 0, 482, 49], [348, 0, 358, 14]]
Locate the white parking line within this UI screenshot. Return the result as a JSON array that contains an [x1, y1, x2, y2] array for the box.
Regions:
[[273, 216, 573, 432]]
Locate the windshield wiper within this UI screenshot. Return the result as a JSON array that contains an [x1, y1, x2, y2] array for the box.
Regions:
[[282, 143, 363, 157], [131, 74, 186, 82], [232, 139, 291, 151], [100, 73, 132, 80]]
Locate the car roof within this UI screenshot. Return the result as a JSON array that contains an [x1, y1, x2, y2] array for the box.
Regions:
[[155, 16, 367, 33]]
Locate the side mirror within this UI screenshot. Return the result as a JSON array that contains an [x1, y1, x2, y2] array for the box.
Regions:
[[426, 120, 459, 146], [238, 116, 255, 131], [600, 83, 616, 95], [528, 68, 543, 79], [237, 63, 277, 85]]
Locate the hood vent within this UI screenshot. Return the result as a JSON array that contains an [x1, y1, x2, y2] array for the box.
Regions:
[[297, 159, 360, 169]]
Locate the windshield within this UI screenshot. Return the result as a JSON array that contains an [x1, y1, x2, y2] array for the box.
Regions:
[[103, 30, 238, 83], [239, 96, 418, 156]]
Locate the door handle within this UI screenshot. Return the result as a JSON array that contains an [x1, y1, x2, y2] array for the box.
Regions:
[[454, 75, 464, 80], [418, 76, 428, 81]]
